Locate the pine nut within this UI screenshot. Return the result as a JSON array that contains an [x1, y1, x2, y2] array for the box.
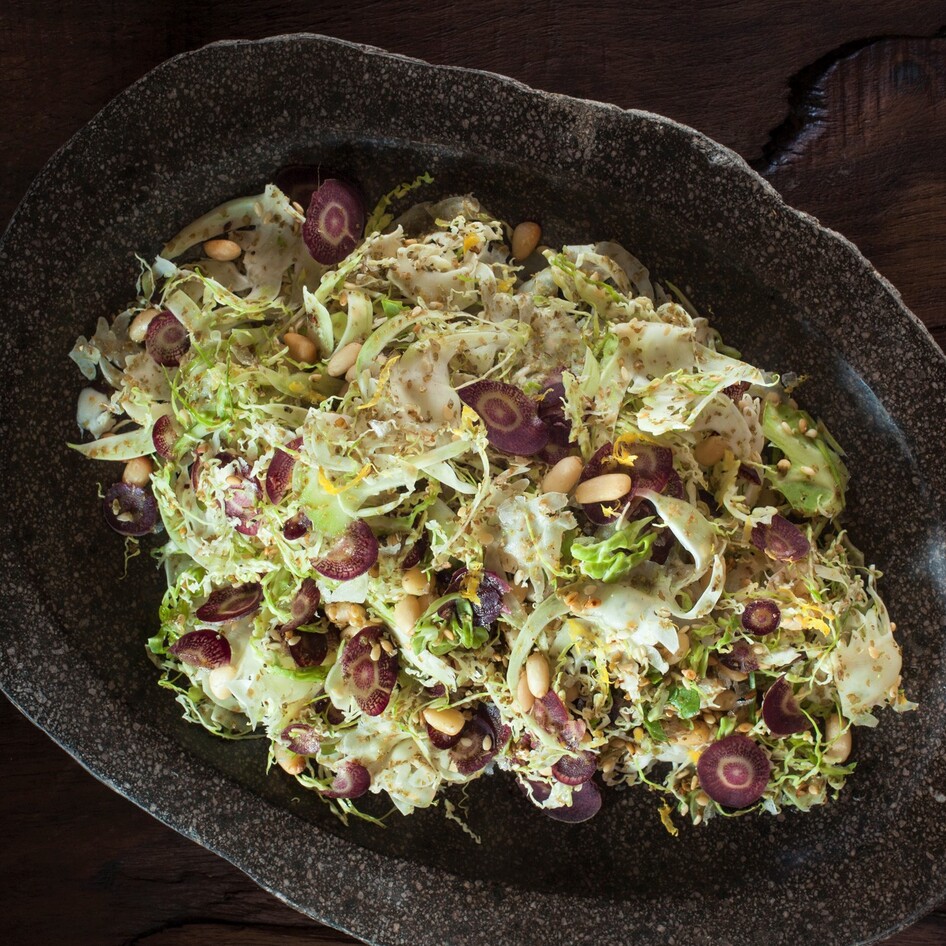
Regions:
[[511, 221, 542, 260], [736, 721, 754, 733], [284, 331, 318, 364], [541, 456, 583, 494], [370, 642, 382, 662], [717, 664, 749, 683], [823, 713, 852, 763], [402, 566, 431, 596], [797, 417, 808, 433], [482, 735, 493, 752], [423, 706, 465, 736], [204, 238, 242, 261], [347, 603, 368, 627], [326, 342, 362, 377], [696, 791, 710, 806], [517, 671, 535, 712], [693, 435, 727, 466], [122, 456, 153, 487], [128, 307, 159, 343], [393, 594, 424, 633], [274, 744, 305, 775], [208, 664, 237, 700], [573, 472, 631, 505], [526, 652, 550, 699]]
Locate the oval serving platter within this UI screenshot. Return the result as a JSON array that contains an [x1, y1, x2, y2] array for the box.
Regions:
[[1, 34, 945, 946]]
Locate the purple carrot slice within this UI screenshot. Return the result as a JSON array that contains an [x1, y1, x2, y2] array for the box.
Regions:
[[314, 520, 379, 581], [443, 568, 510, 626], [288, 630, 329, 669], [145, 310, 191, 367], [169, 629, 231, 669], [402, 534, 428, 570], [102, 482, 158, 536], [762, 675, 810, 737], [426, 722, 462, 750], [737, 464, 762, 485], [302, 179, 365, 265], [340, 626, 398, 716], [741, 599, 781, 636], [478, 702, 511, 752], [321, 761, 371, 799], [458, 380, 549, 455], [152, 414, 180, 460], [751, 515, 811, 562], [626, 443, 674, 497], [266, 436, 303, 504], [283, 510, 311, 541], [523, 778, 602, 823], [697, 734, 771, 808], [450, 714, 498, 775], [552, 750, 598, 786], [532, 690, 570, 736], [282, 578, 321, 633], [195, 582, 263, 622], [536, 380, 572, 447], [281, 723, 321, 756], [718, 641, 759, 674]]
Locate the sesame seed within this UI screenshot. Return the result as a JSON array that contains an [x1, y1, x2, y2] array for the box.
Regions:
[[482, 735, 493, 752], [799, 465, 817, 477], [798, 418, 808, 433], [805, 428, 819, 439], [780, 421, 794, 436]]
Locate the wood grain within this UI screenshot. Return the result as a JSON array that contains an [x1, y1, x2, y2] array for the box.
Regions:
[[1, 3, 944, 945], [758, 36, 946, 350]]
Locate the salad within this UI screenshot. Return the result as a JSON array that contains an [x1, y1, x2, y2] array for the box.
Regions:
[[69, 172, 913, 831]]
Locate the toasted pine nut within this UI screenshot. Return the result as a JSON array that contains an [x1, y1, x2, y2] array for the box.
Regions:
[[511, 221, 542, 260], [423, 706, 465, 736], [693, 435, 727, 467], [717, 664, 749, 683], [284, 331, 318, 364], [402, 566, 431, 596], [274, 744, 305, 775], [369, 642, 382, 662], [204, 238, 242, 261], [668, 630, 690, 665], [326, 342, 362, 377], [573, 472, 631, 505], [128, 307, 159, 343], [526, 652, 551, 699], [347, 603, 368, 627], [517, 671, 535, 712], [393, 594, 424, 633], [823, 713, 852, 763], [122, 456, 154, 487], [736, 721, 754, 733], [380, 638, 395, 656], [208, 664, 237, 700], [541, 456, 583, 494]]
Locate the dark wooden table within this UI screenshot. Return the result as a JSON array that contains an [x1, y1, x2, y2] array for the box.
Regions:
[[1, 3, 944, 944]]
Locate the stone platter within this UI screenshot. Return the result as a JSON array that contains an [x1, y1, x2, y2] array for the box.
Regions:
[[0, 34, 944, 946]]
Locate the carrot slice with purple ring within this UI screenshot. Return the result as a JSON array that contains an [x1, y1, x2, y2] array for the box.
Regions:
[[266, 436, 303, 504], [340, 626, 398, 716], [697, 734, 771, 808], [314, 520, 379, 581], [751, 514, 811, 562], [145, 310, 190, 367], [741, 599, 781, 636], [458, 380, 549, 456], [195, 582, 262, 622], [102, 482, 158, 536], [169, 629, 231, 669], [321, 761, 371, 799], [762, 676, 810, 737], [302, 179, 365, 265]]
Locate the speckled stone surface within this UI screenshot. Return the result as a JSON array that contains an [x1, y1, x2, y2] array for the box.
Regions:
[[1, 34, 944, 946]]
